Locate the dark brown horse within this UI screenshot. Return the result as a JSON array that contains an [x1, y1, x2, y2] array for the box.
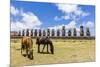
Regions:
[[36, 36, 54, 54], [21, 36, 33, 60]]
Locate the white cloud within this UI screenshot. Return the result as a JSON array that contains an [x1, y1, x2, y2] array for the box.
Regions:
[[82, 21, 95, 28], [11, 6, 42, 31], [54, 16, 61, 21], [21, 12, 42, 27], [86, 21, 94, 28], [74, 7, 90, 17], [11, 22, 17, 31], [54, 15, 70, 21], [11, 6, 19, 15], [55, 4, 89, 21], [61, 15, 70, 20], [48, 20, 76, 30], [53, 4, 93, 36], [56, 4, 78, 13], [65, 21, 76, 29], [11, 21, 26, 31]]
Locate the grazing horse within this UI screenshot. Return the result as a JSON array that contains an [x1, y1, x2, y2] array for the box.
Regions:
[[21, 36, 33, 60], [36, 36, 54, 54]]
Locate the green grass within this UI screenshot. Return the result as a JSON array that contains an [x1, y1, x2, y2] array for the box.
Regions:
[[10, 39, 95, 66]]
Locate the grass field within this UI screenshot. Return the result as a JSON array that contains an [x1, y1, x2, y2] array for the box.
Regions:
[[10, 38, 95, 66]]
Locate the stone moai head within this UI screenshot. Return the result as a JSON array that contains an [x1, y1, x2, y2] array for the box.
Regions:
[[62, 26, 66, 36], [31, 29, 33, 36], [73, 28, 77, 36], [18, 30, 21, 36], [22, 29, 25, 36], [52, 29, 55, 36], [26, 29, 29, 36], [43, 30, 46, 36], [86, 27, 90, 36], [34, 29, 37, 36], [80, 26, 84, 36], [57, 29, 60, 36], [39, 29, 41, 36], [68, 29, 71, 36], [47, 29, 50, 36]]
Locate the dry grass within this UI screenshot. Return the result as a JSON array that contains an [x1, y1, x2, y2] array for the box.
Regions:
[[10, 39, 95, 67]]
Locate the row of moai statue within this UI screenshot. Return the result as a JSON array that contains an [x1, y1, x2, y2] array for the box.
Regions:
[[18, 26, 90, 37]]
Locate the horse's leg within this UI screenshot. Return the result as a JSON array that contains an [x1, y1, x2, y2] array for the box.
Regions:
[[47, 44, 49, 53], [38, 44, 40, 53], [31, 50, 33, 59], [26, 45, 29, 57], [29, 49, 33, 60], [21, 44, 24, 55], [50, 43, 54, 54], [21, 47, 22, 55], [21, 45, 22, 54], [42, 44, 46, 52], [26, 48, 28, 56]]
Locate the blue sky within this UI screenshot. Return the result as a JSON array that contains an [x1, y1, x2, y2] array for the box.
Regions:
[[10, 1, 95, 36]]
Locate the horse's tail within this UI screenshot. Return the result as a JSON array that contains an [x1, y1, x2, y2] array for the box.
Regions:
[[50, 42, 54, 54]]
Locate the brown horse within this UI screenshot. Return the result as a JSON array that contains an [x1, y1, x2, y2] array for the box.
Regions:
[[36, 36, 54, 54], [21, 36, 33, 60]]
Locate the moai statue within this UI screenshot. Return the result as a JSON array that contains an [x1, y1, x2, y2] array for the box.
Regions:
[[57, 29, 60, 36], [62, 26, 66, 36], [47, 29, 50, 36], [31, 29, 33, 36], [18, 30, 21, 36], [26, 29, 29, 36], [34, 29, 37, 37], [80, 26, 84, 36], [39, 29, 42, 36], [22, 29, 24, 36], [73, 28, 77, 36], [51, 29, 55, 36], [68, 29, 71, 36], [43, 30, 46, 36], [86, 27, 90, 36]]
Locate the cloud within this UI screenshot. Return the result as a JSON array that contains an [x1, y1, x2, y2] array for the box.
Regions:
[[11, 21, 26, 31], [11, 6, 19, 15], [53, 4, 94, 36], [54, 16, 61, 21], [65, 21, 76, 29], [56, 4, 78, 13], [86, 21, 94, 28], [11, 6, 42, 31], [55, 4, 89, 21], [21, 12, 42, 27], [82, 21, 95, 29], [54, 15, 70, 21], [61, 15, 70, 20], [48, 20, 76, 30]]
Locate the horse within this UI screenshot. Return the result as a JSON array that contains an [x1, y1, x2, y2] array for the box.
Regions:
[[21, 36, 33, 60], [36, 36, 54, 54]]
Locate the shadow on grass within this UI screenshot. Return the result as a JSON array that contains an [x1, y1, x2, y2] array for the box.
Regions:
[[22, 54, 27, 57], [39, 52, 51, 54]]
